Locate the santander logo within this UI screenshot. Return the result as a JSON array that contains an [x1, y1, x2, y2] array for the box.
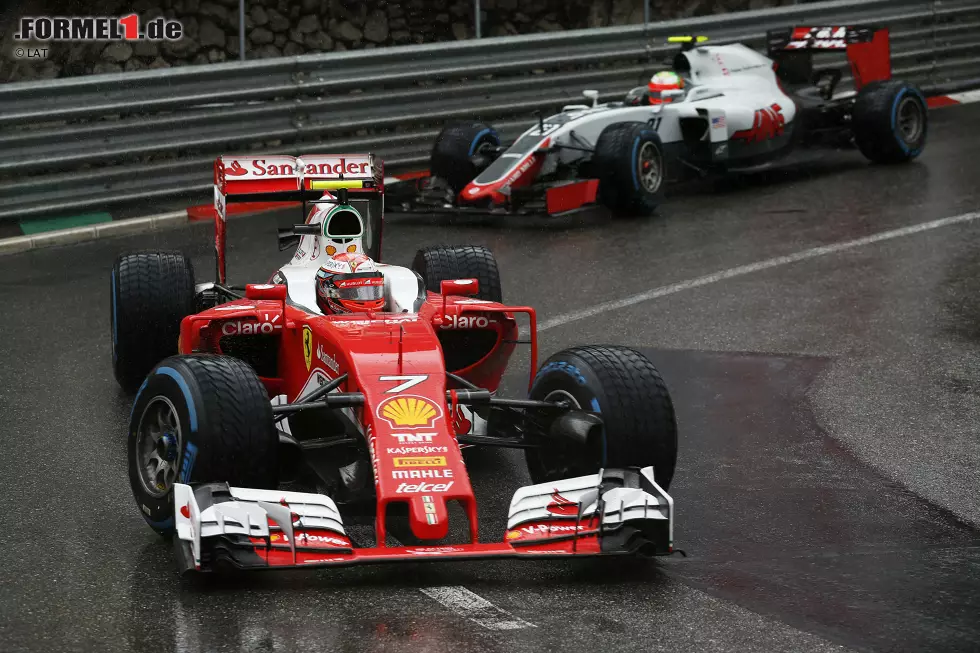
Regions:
[[226, 160, 248, 176]]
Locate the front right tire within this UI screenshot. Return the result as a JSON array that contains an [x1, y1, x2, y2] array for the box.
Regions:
[[526, 345, 677, 490], [430, 121, 501, 195]]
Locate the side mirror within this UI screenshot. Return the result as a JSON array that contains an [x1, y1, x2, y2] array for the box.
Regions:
[[277, 224, 320, 252], [245, 283, 288, 301], [440, 279, 479, 297], [582, 89, 600, 107]]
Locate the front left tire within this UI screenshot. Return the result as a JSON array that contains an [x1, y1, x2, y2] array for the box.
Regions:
[[128, 355, 279, 535], [592, 122, 666, 217]]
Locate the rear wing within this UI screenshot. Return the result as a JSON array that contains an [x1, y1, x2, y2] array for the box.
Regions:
[[766, 25, 890, 90], [212, 154, 384, 284]]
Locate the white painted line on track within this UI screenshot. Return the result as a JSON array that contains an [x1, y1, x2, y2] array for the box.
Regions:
[[0, 210, 187, 256], [538, 210, 980, 333], [420, 586, 536, 631], [383, 532, 536, 631]]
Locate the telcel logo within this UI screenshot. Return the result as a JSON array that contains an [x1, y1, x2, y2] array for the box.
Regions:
[[396, 481, 454, 494]]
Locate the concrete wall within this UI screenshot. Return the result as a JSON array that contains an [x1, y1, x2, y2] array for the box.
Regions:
[[1, 0, 790, 82]]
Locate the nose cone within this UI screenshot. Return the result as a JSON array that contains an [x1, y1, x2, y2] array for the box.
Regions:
[[459, 181, 506, 206]]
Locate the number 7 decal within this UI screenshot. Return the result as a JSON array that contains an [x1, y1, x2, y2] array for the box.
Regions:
[[380, 375, 428, 393]]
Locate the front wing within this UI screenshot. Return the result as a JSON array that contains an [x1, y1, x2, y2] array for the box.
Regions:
[[173, 467, 673, 574]]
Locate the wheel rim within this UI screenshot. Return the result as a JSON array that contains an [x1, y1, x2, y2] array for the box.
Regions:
[[896, 96, 924, 144], [136, 397, 183, 498], [637, 142, 662, 193]]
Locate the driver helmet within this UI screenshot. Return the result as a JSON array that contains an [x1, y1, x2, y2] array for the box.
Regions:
[[315, 252, 385, 314], [647, 71, 685, 104]]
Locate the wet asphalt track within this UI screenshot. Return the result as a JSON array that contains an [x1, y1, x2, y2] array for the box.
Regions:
[[2, 104, 980, 653]]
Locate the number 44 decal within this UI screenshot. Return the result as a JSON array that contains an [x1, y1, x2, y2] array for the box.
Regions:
[[380, 375, 428, 393]]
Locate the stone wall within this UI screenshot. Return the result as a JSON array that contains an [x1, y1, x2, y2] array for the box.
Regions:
[[2, 0, 790, 82]]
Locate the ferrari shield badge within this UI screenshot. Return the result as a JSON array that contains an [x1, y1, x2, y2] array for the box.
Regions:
[[303, 325, 313, 371]]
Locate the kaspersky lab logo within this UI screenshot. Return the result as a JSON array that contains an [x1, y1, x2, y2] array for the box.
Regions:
[[14, 15, 183, 41]]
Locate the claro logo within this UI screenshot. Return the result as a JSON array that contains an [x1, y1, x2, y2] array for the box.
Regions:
[[220, 316, 282, 336], [439, 314, 494, 330]]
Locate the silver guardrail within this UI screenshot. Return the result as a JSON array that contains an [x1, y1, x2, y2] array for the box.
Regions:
[[2, 0, 979, 221]]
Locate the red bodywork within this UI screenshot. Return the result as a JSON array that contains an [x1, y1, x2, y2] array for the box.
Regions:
[[177, 154, 644, 569], [775, 25, 892, 91], [179, 281, 542, 553], [213, 154, 385, 285]]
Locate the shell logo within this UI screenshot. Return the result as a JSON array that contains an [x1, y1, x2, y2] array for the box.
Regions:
[[377, 395, 443, 429], [505, 530, 522, 541]]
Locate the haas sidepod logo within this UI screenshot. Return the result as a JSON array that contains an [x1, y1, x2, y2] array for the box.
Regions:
[[377, 395, 443, 429], [732, 103, 786, 143]]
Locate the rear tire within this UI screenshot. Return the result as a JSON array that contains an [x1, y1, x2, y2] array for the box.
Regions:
[[592, 122, 665, 217], [411, 245, 503, 303], [852, 80, 927, 163], [111, 251, 196, 393], [128, 355, 279, 536], [526, 345, 677, 490], [430, 121, 501, 195]]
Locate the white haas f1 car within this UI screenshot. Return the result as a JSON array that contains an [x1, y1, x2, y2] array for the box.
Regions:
[[407, 26, 926, 217]]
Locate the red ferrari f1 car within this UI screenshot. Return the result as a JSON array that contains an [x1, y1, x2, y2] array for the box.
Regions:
[[110, 153, 678, 573]]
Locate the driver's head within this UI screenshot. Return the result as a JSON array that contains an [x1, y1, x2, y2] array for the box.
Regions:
[[647, 71, 685, 104], [316, 253, 385, 314]]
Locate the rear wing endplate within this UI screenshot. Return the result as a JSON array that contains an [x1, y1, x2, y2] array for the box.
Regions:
[[766, 25, 891, 92], [766, 25, 878, 52]]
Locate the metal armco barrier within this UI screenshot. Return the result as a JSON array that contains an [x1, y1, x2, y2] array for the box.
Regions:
[[1, 0, 978, 221]]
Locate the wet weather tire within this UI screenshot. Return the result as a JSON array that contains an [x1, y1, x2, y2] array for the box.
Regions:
[[526, 345, 677, 490], [128, 355, 278, 536], [853, 80, 927, 163], [593, 122, 665, 217], [430, 121, 501, 194], [111, 251, 196, 393], [412, 245, 503, 303]]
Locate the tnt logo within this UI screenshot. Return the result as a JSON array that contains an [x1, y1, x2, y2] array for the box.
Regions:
[[732, 104, 786, 143], [391, 432, 437, 444]]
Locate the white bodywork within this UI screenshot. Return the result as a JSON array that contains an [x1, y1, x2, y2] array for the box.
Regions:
[[465, 43, 798, 196], [173, 465, 673, 570], [507, 466, 673, 541], [174, 483, 349, 571], [272, 199, 424, 315]]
